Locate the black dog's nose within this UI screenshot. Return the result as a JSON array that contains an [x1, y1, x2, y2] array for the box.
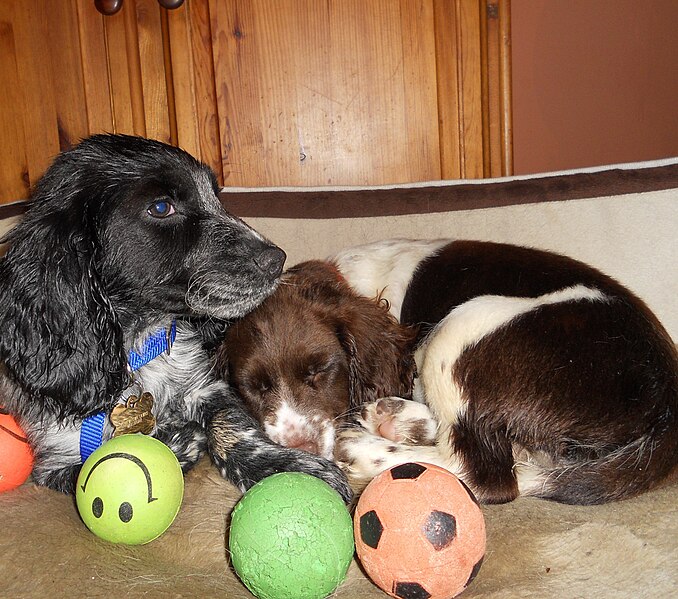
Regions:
[[255, 246, 286, 279]]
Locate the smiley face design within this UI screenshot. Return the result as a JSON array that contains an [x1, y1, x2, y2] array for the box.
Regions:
[[75, 434, 184, 544]]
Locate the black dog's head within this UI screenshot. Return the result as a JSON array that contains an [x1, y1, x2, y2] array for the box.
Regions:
[[0, 134, 285, 418]]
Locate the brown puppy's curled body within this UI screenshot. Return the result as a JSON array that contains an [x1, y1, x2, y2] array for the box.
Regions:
[[219, 239, 678, 505], [334, 239, 678, 505]]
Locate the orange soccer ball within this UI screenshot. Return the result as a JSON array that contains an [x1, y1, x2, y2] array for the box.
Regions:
[[0, 412, 34, 492], [354, 462, 486, 599]]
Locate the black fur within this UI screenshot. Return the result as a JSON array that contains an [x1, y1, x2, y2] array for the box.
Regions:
[[0, 134, 351, 502]]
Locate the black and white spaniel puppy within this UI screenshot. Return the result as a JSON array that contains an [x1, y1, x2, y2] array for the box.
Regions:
[[334, 239, 678, 504], [0, 134, 351, 502]]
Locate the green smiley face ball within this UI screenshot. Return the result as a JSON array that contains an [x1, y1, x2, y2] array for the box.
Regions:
[[76, 434, 184, 545], [229, 472, 355, 599]]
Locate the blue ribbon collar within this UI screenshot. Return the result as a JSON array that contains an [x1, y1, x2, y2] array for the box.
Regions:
[[127, 320, 177, 372], [79, 321, 176, 463]]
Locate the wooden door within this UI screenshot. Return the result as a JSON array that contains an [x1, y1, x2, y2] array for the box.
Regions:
[[0, 0, 172, 205], [169, 0, 512, 186], [0, 0, 512, 205]]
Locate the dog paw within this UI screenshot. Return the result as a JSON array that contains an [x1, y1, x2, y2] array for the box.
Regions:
[[156, 421, 207, 472], [279, 448, 354, 504], [262, 448, 353, 504], [32, 463, 82, 494], [335, 427, 435, 482], [207, 411, 353, 502], [358, 397, 438, 445]]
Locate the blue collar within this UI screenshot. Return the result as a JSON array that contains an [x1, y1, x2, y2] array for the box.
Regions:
[[79, 321, 176, 463], [127, 321, 177, 372]]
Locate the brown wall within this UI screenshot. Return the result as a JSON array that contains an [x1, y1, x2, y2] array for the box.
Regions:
[[511, 0, 678, 174]]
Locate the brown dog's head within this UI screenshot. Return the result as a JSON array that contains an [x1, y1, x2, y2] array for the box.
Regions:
[[218, 260, 417, 459]]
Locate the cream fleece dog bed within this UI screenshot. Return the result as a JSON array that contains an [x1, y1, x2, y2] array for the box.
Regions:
[[1, 158, 676, 598]]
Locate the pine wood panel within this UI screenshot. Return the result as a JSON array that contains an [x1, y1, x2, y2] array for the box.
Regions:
[[76, 0, 115, 133], [134, 0, 171, 143], [499, 1, 513, 175], [1, 1, 62, 202], [46, 1, 90, 149], [0, 14, 28, 201], [433, 1, 462, 179], [0, 0, 171, 204], [105, 0, 171, 140], [455, 0, 484, 178], [166, 0, 222, 180], [208, 0, 442, 187], [104, 7, 139, 134], [0, 0, 512, 203], [435, 0, 511, 179], [483, 0, 513, 176]]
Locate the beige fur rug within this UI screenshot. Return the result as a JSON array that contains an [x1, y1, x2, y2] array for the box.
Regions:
[[1, 458, 676, 599]]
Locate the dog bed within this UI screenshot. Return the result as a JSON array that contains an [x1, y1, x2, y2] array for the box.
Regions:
[[1, 157, 676, 598]]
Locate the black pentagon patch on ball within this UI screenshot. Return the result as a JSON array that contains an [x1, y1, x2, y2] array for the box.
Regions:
[[393, 581, 432, 599], [390, 462, 427, 480], [465, 555, 485, 588], [359, 510, 384, 549], [458, 478, 481, 506], [423, 510, 457, 550]]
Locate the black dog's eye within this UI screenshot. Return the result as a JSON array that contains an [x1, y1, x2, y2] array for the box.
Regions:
[[147, 199, 176, 218]]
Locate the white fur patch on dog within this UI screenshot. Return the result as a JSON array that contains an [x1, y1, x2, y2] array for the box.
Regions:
[[337, 284, 610, 491], [331, 238, 449, 319], [416, 285, 608, 426], [336, 428, 460, 480], [264, 400, 335, 460]]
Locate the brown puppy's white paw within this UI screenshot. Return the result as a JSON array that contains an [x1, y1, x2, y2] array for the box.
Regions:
[[358, 397, 438, 445]]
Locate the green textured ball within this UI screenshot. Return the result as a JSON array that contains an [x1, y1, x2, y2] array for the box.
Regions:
[[76, 434, 184, 545], [229, 473, 354, 599]]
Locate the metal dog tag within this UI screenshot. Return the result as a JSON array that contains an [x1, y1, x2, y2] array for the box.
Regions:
[[110, 392, 156, 437]]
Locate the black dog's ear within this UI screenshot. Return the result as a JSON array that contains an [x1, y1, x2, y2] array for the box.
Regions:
[[0, 210, 127, 420]]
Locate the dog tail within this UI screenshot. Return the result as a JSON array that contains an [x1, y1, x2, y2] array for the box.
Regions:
[[518, 408, 678, 505]]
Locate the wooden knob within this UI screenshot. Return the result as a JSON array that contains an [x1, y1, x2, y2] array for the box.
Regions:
[[94, 0, 123, 15], [158, 0, 185, 9]]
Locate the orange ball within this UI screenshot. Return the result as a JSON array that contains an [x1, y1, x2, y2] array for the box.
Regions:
[[0, 412, 34, 492], [354, 462, 486, 599]]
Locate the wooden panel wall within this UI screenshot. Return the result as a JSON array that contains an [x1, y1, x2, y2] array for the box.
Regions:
[[0, 0, 173, 204], [166, 1, 223, 178], [0, 0, 511, 204], [207, 0, 442, 187]]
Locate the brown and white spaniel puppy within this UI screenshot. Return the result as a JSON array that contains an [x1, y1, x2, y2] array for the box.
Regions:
[[333, 239, 678, 505], [217, 260, 417, 462]]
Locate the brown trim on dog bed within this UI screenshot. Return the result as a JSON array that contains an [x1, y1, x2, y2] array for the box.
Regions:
[[0, 202, 28, 221], [221, 163, 678, 219], [2, 163, 676, 223]]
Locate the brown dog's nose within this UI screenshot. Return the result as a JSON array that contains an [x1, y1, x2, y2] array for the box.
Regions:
[[255, 246, 286, 279], [291, 438, 320, 456]]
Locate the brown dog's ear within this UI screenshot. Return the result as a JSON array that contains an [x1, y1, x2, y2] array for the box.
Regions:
[[335, 298, 417, 408], [284, 259, 417, 407], [283, 260, 348, 303]]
